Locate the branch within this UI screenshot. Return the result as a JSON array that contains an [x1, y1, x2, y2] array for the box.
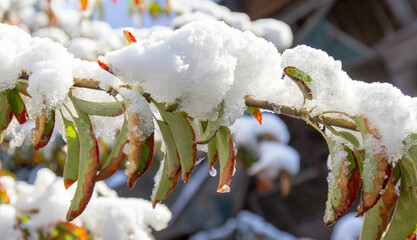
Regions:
[[19, 74, 359, 131], [245, 98, 358, 131]]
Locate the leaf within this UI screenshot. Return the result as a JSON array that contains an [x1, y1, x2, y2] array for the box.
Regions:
[[0, 92, 13, 130], [61, 113, 80, 189], [123, 30, 137, 44], [196, 120, 220, 144], [246, 107, 262, 125], [152, 120, 182, 207], [80, 0, 88, 10], [70, 96, 123, 117], [207, 137, 218, 171], [154, 102, 196, 182], [215, 126, 235, 193], [361, 176, 398, 240], [353, 115, 391, 216], [125, 112, 154, 188], [283, 66, 313, 100], [96, 115, 128, 182], [128, 133, 154, 186], [324, 142, 362, 226], [149, 1, 164, 15], [5, 88, 28, 124], [339, 131, 360, 148], [97, 60, 110, 72], [33, 108, 55, 151], [66, 97, 99, 222], [54, 222, 88, 240], [383, 138, 417, 239]]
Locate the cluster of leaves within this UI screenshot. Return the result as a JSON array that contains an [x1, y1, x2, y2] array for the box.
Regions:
[[0, 31, 245, 223], [284, 67, 417, 240]]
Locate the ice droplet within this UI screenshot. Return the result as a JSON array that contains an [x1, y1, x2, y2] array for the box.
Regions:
[[209, 167, 217, 177]]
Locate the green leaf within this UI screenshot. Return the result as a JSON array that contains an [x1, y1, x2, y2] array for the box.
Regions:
[[283, 66, 313, 100], [196, 120, 220, 144], [353, 115, 391, 216], [70, 96, 124, 117], [61, 112, 80, 190], [5, 88, 28, 124], [149, 1, 164, 15], [207, 137, 218, 171], [361, 177, 398, 240], [0, 92, 13, 131], [33, 109, 55, 151], [154, 102, 196, 182], [383, 136, 417, 239], [215, 126, 235, 193], [96, 115, 128, 182], [152, 120, 182, 207], [339, 131, 360, 148], [66, 97, 99, 222]]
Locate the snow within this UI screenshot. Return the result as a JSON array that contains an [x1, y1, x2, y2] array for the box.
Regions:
[[233, 113, 290, 152], [248, 141, 300, 178], [0, 168, 171, 240], [101, 20, 282, 126], [330, 212, 363, 240]]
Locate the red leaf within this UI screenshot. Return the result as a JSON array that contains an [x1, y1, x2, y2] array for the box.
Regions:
[[97, 60, 110, 72], [123, 30, 137, 44]]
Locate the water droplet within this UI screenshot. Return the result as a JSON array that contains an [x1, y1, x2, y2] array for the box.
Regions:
[[217, 184, 230, 193], [209, 167, 217, 177]]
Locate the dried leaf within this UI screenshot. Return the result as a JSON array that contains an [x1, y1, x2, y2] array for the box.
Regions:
[[246, 107, 262, 125], [353, 115, 391, 216], [96, 115, 128, 181], [5, 88, 28, 124], [33, 108, 55, 151], [70, 96, 123, 117], [61, 113, 80, 189], [284, 66, 313, 100], [152, 120, 182, 207], [154, 102, 196, 182], [124, 112, 155, 188], [324, 143, 362, 226], [215, 126, 235, 193], [279, 170, 292, 197], [66, 97, 99, 222], [361, 176, 398, 240]]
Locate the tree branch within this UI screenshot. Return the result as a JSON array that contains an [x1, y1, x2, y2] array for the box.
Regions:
[[20, 74, 359, 131], [245, 98, 358, 131]]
